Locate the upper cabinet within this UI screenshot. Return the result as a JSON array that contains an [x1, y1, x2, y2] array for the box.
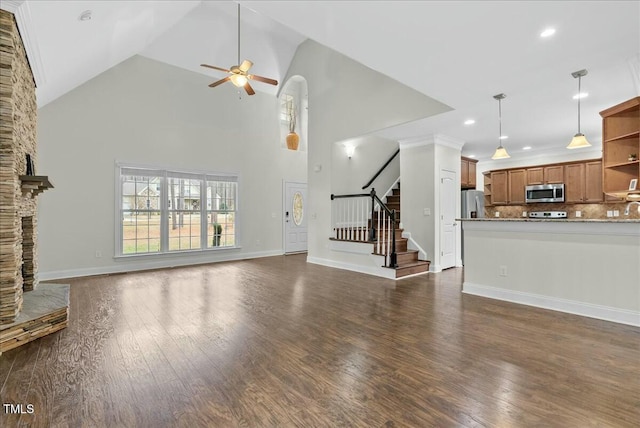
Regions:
[[600, 96, 640, 200], [526, 165, 564, 185], [461, 156, 478, 189], [484, 158, 603, 206]]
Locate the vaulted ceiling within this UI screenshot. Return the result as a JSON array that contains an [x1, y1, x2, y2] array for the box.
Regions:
[[3, 0, 639, 160]]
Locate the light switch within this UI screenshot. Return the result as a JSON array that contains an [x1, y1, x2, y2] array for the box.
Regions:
[[424, 208, 431, 216]]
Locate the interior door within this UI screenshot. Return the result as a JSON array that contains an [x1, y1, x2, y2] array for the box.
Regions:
[[440, 169, 457, 269], [284, 181, 308, 254]]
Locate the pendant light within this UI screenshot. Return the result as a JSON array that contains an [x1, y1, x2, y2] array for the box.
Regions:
[[491, 93, 510, 160], [567, 69, 591, 149]]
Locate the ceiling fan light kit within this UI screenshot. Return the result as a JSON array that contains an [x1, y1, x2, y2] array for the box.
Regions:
[[200, 4, 278, 96], [492, 93, 511, 160], [567, 69, 591, 149]]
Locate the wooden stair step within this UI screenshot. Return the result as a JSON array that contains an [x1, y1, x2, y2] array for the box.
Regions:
[[394, 260, 431, 278]]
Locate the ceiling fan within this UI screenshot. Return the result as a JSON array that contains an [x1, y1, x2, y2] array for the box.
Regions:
[[201, 3, 278, 95]]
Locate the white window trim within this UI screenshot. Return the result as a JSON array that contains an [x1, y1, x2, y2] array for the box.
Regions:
[[114, 162, 241, 258]]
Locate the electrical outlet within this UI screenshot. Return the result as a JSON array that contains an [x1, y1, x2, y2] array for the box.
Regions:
[[499, 265, 507, 276], [613, 210, 620, 217], [495, 212, 500, 218], [522, 211, 527, 217], [424, 208, 431, 216], [607, 210, 613, 217], [255, 239, 261, 247], [95, 251, 102, 258], [575, 210, 581, 218]]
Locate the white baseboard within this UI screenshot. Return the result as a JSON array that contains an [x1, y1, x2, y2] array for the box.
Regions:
[[307, 256, 396, 280], [463, 282, 640, 327], [39, 250, 282, 281]]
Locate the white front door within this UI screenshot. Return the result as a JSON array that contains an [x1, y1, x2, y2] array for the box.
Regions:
[[440, 169, 457, 269], [284, 181, 308, 254]]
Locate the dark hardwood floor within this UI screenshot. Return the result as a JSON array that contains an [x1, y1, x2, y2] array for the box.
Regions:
[[1, 254, 639, 427]]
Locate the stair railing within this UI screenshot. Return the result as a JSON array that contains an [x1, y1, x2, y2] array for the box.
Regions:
[[362, 148, 399, 190], [331, 188, 397, 268]]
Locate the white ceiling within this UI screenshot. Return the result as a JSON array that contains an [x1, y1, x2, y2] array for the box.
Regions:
[[4, 0, 639, 161]]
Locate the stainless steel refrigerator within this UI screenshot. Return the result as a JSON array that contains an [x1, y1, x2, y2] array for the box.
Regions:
[[461, 190, 484, 265], [461, 190, 484, 219]]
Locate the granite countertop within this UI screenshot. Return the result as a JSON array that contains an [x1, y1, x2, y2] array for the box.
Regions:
[[457, 218, 640, 223]]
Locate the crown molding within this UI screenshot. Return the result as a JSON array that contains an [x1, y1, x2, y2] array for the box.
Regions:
[[1, 1, 46, 87], [0, 1, 24, 13], [399, 134, 465, 151]]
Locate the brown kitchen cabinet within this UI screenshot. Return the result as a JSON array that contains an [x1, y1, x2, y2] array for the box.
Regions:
[[461, 156, 477, 189], [490, 171, 508, 205], [527, 165, 563, 185], [508, 169, 526, 204], [485, 158, 603, 206], [564, 160, 604, 203]]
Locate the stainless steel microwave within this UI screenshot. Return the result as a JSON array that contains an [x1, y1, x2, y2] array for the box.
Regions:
[[525, 184, 565, 203]]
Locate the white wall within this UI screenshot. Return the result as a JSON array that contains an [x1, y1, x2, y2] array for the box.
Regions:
[[331, 136, 399, 196], [282, 40, 450, 270], [37, 55, 306, 279]]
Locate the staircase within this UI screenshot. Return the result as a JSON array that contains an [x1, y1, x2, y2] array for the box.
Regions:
[[331, 183, 430, 278], [374, 183, 430, 278]]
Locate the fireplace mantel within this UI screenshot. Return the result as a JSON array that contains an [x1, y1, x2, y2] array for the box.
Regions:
[[20, 175, 54, 196]]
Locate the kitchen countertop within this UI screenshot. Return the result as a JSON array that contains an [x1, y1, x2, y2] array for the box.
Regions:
[[457, 218, 640, 223]]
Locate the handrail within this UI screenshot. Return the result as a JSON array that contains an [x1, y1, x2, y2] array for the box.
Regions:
[[362, 148, 400, 190], [330, 188, 397, 268]]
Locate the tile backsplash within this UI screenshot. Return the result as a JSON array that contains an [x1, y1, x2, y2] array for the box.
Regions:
[[485, 202, 640, 220]]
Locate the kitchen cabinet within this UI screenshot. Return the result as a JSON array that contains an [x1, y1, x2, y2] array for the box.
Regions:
[[565, 163, 585, 203], [564, 161, 604, 203], [461, 156, 477, 189], [527, 165, 563, 185], [508, 169, 526, 204], [600, 96, 640, 200], [585, 161, 603, 202], [484, 158, 603, 206], [490, 171, 508, 205]]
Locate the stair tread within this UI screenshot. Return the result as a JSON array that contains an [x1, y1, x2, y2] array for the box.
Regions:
[[395, 260, 430, 268]]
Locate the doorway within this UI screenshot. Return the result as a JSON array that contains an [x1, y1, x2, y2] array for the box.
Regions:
[[284, 181, 308, 254], [440, 169, 457, 269]]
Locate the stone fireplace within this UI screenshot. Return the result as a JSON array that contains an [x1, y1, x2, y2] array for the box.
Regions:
[[0, 9, 66, 354]]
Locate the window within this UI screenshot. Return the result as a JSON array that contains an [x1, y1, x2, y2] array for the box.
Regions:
[[118, 166, 237, 256]]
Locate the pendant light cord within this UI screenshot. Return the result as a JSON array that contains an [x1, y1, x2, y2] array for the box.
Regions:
[[498, 97, 502, 146], [237, 3, 241, 66], [577, 75, 581, 133]]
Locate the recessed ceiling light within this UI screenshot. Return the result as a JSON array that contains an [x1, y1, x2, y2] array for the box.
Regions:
[[522, 146, 532, 150], [467, 154, 476, 158], [573, 92, 589, 100], [499, 135, 509, 140], [540, 28, 556, 38], [464, 119, 476, 126], [79, 10, 92, 21]]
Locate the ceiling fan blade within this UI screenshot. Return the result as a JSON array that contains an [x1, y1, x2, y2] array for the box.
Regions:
[[201, 64, 231, 73], [209, 76, 230, 88], [239, 60, 253, 73], [244, 82, 256, 96], [249, 74, 278, 86]]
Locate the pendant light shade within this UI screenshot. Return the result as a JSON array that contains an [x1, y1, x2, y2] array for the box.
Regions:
[[567, 69, 591, 149], [492, 93, 510, 160]]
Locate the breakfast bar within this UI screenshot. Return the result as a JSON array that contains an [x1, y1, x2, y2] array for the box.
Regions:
[[460, 218, 640, 326]]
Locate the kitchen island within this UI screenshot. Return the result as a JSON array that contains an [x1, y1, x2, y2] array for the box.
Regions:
[[460, 218, 640, 326]]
